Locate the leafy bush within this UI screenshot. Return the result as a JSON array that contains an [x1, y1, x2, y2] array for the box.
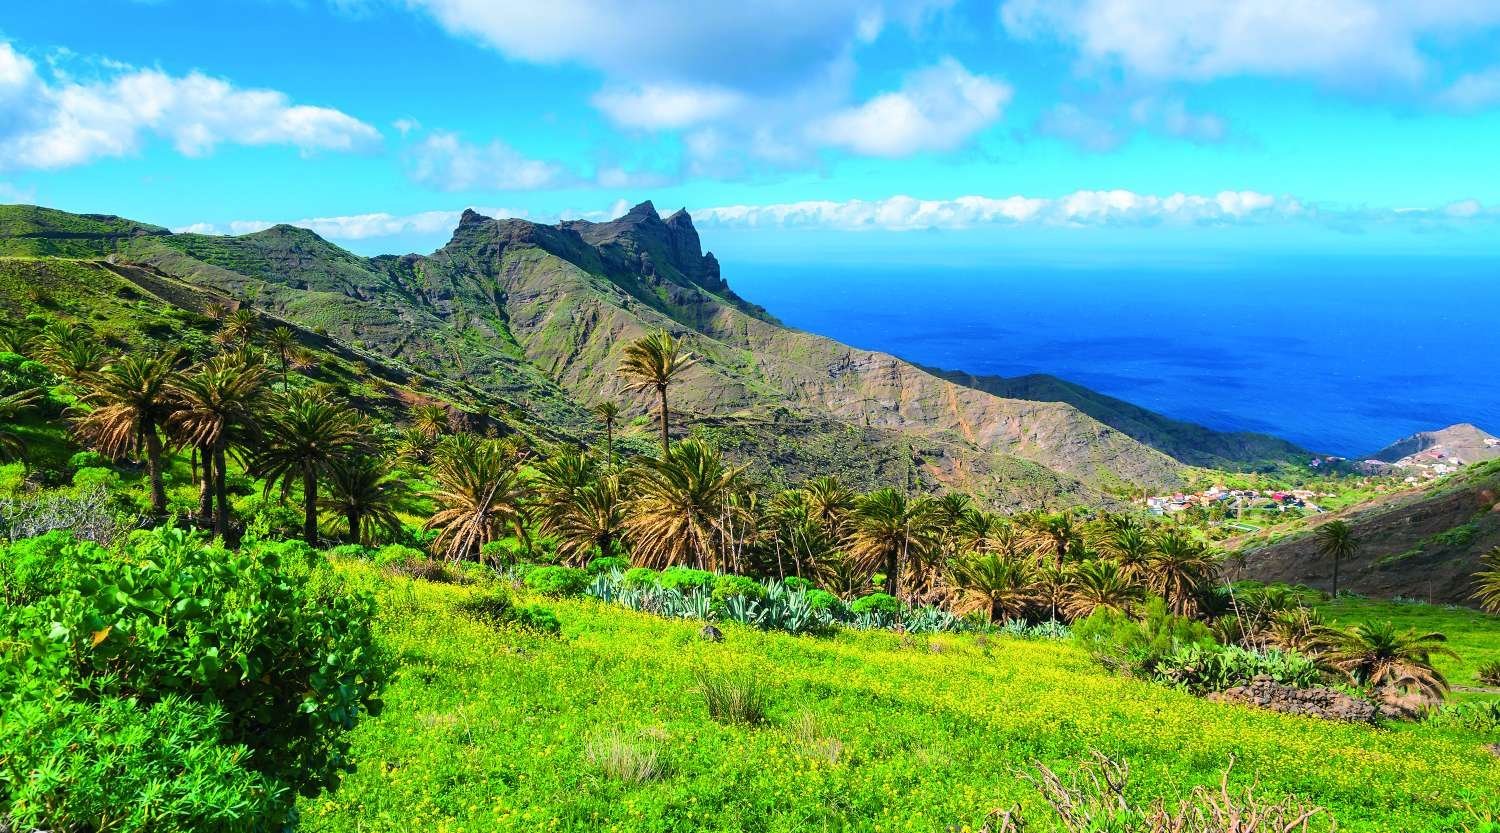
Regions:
[[783, 575, 813, 592], [457, 587, 514, 626], [328, 543, 371, 559], [696, 669, 768, 726], [850, 592, 901, 615], [525, 565, 591, 597], [712, 574, 768, 604], [1074, 597, 1216, 676], [373, 543, 456, 582], [67, 450, 110, 470], [1425, 701, 1500, 736], [510, 603, 562, 635], [622, 566, 660, 588], [805, 588, 843, 614], [1152, 644, 1321, 693], [587, 555, 630, 574], [659, 566, 716, 592], [71, 465, 121, 492], [0, 695, 284, 833], [0, 526, 386, 831], [479, 537, 524, 566]]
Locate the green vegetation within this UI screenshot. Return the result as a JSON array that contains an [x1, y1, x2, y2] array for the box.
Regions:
[[291, 563, 1498, 832], [2, 206, 1498, 831]]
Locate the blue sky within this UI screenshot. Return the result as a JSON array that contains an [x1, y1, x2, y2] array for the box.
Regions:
[[2, 0, 1500, 259]]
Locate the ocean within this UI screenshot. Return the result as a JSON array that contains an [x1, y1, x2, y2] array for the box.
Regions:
[[724, 255, 1500, 457]]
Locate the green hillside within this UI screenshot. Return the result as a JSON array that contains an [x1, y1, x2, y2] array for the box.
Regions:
[[303, 562, 1499, 833]]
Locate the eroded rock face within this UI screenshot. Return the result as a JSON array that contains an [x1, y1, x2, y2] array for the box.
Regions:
[[1207, 676, 1378, 723]]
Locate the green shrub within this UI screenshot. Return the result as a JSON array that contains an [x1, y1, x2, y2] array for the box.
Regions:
[[587, 555, 631, 574], [67, 450, 109, 470], [659, 566, 715, 592], [373, 543, 455, 582], [479, 537, 524, 566], [1074, 597, 1216, 676], [525, 565, 591, 597], [0, 526, 386, 831], [328, 543, 371, 560], [805, 589, 843, 614], [1152, 644, 1321, 693], [783, 576, 813, 592], [712, 574, 768, 604], [510, 603, 562, 635], [696, 669, 768, 726], [0, 695, 284, 833], [850, 592, 901, 615], [71, 466, 120, 491], [622, 567, 659, 588], [457, 587, 514, 625]]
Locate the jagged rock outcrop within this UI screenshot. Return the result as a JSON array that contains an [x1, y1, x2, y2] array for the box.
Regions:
[[1207, 676, 1378, 723]]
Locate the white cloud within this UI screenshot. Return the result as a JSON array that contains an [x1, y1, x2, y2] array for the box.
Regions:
[[697, 190, 1303, 230], [400, 1, 947, 91], [178, 206, 532, 240], [1041, 96, 1227, 153], [405, 131, 567, 191], [591, 83, 744, 130], [0, 40, 379, 171], [810, 58, 1011, 157], [1000, 0, 1500, 86], [392, 117, 421, 135], [1437, 67, 1500, 111]]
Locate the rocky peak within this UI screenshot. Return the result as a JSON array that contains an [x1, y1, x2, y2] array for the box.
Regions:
[[458, 208, 490, 227]]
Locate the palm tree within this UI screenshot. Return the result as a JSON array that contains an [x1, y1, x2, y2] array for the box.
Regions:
[[394, 426, 434, 467], [544, 476, 626, 566], [0, 389, 41, 473], [848, 488, 938, 600], [215, 308, 258, 349], [764, 488, 841, 580], [932, 492, 978, 561], [1315, 520, 1357, 598], [1266, 607, 1341, 661], [167, 355, 268, 536], [623, 439, 743, 570], [425, 438, 529, 562], [619, 329, 695, 453], [411, 403, 449, 439], [1104, 524, 1154, 581], [1330, 622, 1456, 703], [1063, 559, 1142, 620], [1022, 510, 1081, 570], [252, 389, 363, 544], [263, 325, 297, 385], [803, 475, 856, 540], [593, 401, 621, 464], [74, 352, 180, 514], [1146, 528, 1219, 617], [1472, 547, 1500, 613], [38, 337, 107, 382], [322, 454, 406, 546], [948, 553, 1036, 623]]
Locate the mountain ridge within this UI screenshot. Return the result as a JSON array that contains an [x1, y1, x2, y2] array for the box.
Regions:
[[0, 201, 1319, 505]]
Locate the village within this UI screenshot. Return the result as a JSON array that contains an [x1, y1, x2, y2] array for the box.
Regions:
[[1144, 484, 1327, 519]]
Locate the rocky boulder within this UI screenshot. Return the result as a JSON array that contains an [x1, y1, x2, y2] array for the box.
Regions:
[[1207, 676, 1378, 723]]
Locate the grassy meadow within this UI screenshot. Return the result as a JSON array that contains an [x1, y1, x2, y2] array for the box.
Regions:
[[300, 563, 1500, 833]]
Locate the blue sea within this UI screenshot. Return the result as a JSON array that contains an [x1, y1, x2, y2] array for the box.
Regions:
[[725, 255, 1500, 457]]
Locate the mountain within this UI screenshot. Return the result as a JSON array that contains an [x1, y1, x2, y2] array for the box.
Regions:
[[1368, 422, 1500, 466], [0, 202, 1314, 505], [1235, 459, 1500, 605], [930, 369, 1309, 470]]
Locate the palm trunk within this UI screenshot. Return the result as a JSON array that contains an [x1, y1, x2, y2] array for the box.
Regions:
[[657, 384, 670, 453], [886, 546, 900, 600], [196, 445, 213, 523], [605, 421, 614, 465], [346, 508, 361, 545], [144, 424, 167, 515], [1332, 554, 1340, 598], [213, 445, 231, 540], [302, 465, 318, 545]]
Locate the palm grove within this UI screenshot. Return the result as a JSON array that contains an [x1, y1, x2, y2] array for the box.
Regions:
[[4, 314, 1498, 706]]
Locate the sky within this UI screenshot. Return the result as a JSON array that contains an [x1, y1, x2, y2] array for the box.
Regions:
[[3, 0, 1500, 259]]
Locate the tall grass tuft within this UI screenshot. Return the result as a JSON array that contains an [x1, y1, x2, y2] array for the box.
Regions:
[[585, 730, 664, 785], [696, 669, 768, 726]]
